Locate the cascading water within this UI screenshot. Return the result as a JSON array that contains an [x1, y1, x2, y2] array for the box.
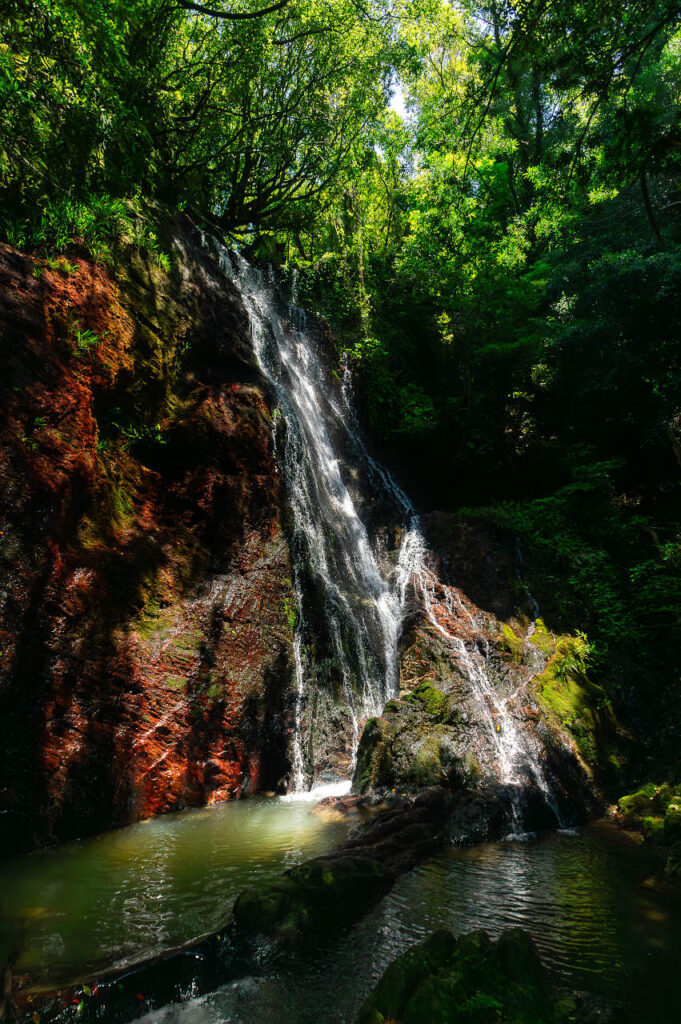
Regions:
[[213, 243, 564, 828], [337, 374, 564, 831], [214, 247, 404, 789]]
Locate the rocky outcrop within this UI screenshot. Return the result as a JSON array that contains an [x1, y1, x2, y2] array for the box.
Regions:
[[353, 512, 619, 830], [0, 215, 296, 855]]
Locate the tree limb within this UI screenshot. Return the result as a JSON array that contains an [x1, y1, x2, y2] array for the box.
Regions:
[[175, 0, 290, 21]]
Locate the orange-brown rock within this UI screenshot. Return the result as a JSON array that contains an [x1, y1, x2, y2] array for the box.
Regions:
[[0, 216, 296, 855]]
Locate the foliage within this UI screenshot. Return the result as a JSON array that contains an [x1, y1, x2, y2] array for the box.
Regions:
[[0, 0, 408, 248]]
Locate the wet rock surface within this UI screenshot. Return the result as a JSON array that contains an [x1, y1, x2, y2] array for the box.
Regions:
[[0, 218, 297, 855], [353, 511, 616, 830]]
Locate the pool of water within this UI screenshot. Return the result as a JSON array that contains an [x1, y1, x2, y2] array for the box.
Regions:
[[0, 793, 352, 986], [135, 821, 680, 1024]]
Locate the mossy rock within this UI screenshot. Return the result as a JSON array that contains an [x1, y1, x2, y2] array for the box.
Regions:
[[352, 703, 469, 795], [618, 782, 658, 820], [406, 680, 449, 719], [664, 804, 681, 845], [616, 784, 681, 860], [617, 782, 675, 833], [498, 623, 525, 664], [528, 618, 555, 655], [653, 783, 674, 814], [640, 816, 665, 843], [358, 927, 558, 1024], [353, 716, 393, 794], [232, 855, 393, 951], [533, 634, 620, 782]]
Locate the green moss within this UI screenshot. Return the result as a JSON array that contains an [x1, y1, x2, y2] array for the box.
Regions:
[[641, 816, 665, 843], [616, 784, 681, 857], [382, 699, 401, 716], [528, 618, 555, 655], [618, 782, 658, 820], [407, 680, 448, 719], [163, 673, 187, 692], [358, 928, 558, 1024], [412, 734, 446, 787], [652, 782, 674, 814], [283, 595, 296, 634], [205, 681, 224, 703], [498, 623, 524, 664], [169, 626, 204, 657], [533, 634, 616, 773], [109, 480, 134, 530], [135, 599, 176, 642], [664, 804, 681, 845]]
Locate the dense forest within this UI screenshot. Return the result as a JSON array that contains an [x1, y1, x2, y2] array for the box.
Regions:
[[2, 2, 681, 1020]]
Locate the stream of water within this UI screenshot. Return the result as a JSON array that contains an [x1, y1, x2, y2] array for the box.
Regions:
[[2, 797, 679, 1021]]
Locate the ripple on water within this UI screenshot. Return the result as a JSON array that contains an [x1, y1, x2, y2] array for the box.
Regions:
[[142, 822, 678, 1024]]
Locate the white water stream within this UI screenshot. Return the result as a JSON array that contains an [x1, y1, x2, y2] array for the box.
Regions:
[[214, 245, 562, 828]]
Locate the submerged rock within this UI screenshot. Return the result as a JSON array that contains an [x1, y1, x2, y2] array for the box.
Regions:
[[231, 787, 458, 953], [358, 927, 559, 1024]]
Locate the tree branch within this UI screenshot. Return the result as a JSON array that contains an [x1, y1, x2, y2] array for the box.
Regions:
[[175, 0, 290, 21]]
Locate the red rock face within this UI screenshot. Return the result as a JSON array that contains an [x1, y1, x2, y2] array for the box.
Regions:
[[0, 221, 295, 855]]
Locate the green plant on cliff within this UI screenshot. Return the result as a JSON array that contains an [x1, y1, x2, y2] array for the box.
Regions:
[[532, 629, 622, 781], [73, 325, 102, 354]]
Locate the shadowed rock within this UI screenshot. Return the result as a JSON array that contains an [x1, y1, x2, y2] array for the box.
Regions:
[[358, 927, 558, 1024]]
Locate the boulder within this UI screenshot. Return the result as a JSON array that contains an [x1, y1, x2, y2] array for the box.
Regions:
[[358, 927, 558, 1024]]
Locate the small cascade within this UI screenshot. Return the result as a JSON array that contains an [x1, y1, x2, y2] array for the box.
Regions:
[[413, 560, 565, 832], [212, 243, 565, 828]]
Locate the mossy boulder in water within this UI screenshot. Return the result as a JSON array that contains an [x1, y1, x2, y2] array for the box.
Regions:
[[232, 854, 393, 951], [358, 927, 558, 1024]]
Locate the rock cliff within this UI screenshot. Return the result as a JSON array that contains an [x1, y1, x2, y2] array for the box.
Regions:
[[354, 514, 620, 830], [0, 215, 296, 855]]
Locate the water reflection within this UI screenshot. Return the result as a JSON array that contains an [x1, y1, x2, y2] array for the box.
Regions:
[[0, 796, 351, 985]]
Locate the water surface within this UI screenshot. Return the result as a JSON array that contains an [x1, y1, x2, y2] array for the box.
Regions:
[[0, 794, 351, 986], [136, 821, 679, 1023]]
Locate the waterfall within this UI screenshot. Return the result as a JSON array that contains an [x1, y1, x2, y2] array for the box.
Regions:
[[215, 249, 404, 788], [212, 244, 563, 829]]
